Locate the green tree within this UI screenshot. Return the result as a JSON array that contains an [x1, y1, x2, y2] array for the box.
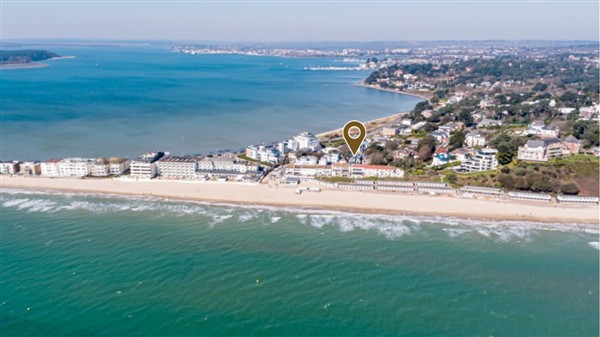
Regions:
[[560, 182, 580, 195], [572, 120, 600, 147], [448, 130, 466, 151], [417, 135, 436, 162], [531, 178, 557, 193], [497, 174, 515, 189], [446, 173, 457, 185], [458, 110, 474, 127], [532, 82, 548, 92], [496, 143, 514, 165]]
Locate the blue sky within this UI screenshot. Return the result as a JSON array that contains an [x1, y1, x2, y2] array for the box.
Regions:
[[2, 1, 599, 41]]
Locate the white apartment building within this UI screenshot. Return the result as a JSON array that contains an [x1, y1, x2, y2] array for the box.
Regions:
[[295, 155, 318, 165], [58, 158, 95, 177], [41, 159, 62, 177], [19, 162, 41, 175], [198, 157, 259, 173], [286, 139, 299, 152], [350, 165, 404, 178], [318, 152, 341, 165], [157, 156, 199, 179], [245, 146, 259, 160], [257, 146, 280, 164], [92, 161, 110, 177], [431, 131, 449, 144], [109, 158, 130, 176], [0, 161, 20, 174], [517, 139, 571, 162], [247, 145, 280, 163], [524, 121, 559, 138], [517, 140, 546, 161], [129, 152, 164, 179], [90, 157, 131, 177], [331, 163, 350, 177], [477, 119, 503, 128], [459, 148, 498, 172], [466, 132, 486, 147], [293, 132, 321, 151], [130, 160, 157, 179], [41, 158, 94, 177], [285, 164, 332, 177]]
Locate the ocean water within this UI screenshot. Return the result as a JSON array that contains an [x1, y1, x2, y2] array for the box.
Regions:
[[1, 190, 598, 336], [0, 46, 421, 161]]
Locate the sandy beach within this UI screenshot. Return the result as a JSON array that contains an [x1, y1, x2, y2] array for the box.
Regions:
[[317, 112, 405, 139], [357, 82, 433, 101], [0, 62, 49, 70], [2, 175, 599, 226]]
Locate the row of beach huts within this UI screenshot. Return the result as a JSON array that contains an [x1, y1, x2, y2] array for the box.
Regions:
[[282, 177, 599, 205]]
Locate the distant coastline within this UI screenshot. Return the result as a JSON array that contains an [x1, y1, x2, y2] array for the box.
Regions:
[[357, 82, 432, 101], [0, 49, 74, 70]]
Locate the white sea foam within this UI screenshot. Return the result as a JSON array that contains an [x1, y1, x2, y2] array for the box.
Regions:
[[238, 213, 255, 222], [588, 242, 600, 250], [2, 189, 597, 241], [307, 214, 412, 239], [2, 198, 30, 207], [443, 228, 472, 238], [209, 215, 233, 226]]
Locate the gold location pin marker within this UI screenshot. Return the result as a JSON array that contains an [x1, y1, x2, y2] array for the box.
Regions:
[[343, 120, 366, 156]]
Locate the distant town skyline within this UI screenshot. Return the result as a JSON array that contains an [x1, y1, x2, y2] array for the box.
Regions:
[[2, 2, 599, 41]]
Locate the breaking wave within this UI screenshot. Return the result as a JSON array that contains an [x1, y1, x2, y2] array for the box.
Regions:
[[1, 189, 598, 242]]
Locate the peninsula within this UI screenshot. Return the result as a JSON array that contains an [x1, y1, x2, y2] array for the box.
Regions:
[[0, 49, 62, 69]]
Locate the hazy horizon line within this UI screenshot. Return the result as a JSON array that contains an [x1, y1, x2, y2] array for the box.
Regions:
[[2, 38, 599, 43]]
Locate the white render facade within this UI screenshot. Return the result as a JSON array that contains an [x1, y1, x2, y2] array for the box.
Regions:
[[466, 132, 486, 147], [130, 161, 157, 179], [59, 158, 94, 177], [350, 165, 404, 178], [91, 163, 110, 177], [110, 160, 130, 175], [157, 157, 199, 179], [517, 139, 570, 162], [459, 148, 498, 172], [41, 161, 61, 177], [197, 157, 259, 173], [293, 132, 321, 151], [517, 140, 546, 161], [41, 158, 94, 177], [0, 161, 19, 174]]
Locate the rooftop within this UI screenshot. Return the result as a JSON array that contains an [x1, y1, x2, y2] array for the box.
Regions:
[[353, 164, 398, 170], [159, 156, 200, 163]]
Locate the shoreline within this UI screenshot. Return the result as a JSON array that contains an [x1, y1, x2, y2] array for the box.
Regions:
[[356, 82, 432, 101], [0, 62, 49, 70], [316, 112, 406, 139], [317, 82, 427, 139], [0, 56, 74, 70], [2, 176, 599, 228]]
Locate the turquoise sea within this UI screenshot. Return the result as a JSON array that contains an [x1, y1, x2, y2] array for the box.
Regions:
[[1, 190, 598, 336], [1, 46, 599, 336], [0, 46, 421, 161]]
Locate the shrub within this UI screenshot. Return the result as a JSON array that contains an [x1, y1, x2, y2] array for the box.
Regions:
[[560, 182, 580, 195]]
